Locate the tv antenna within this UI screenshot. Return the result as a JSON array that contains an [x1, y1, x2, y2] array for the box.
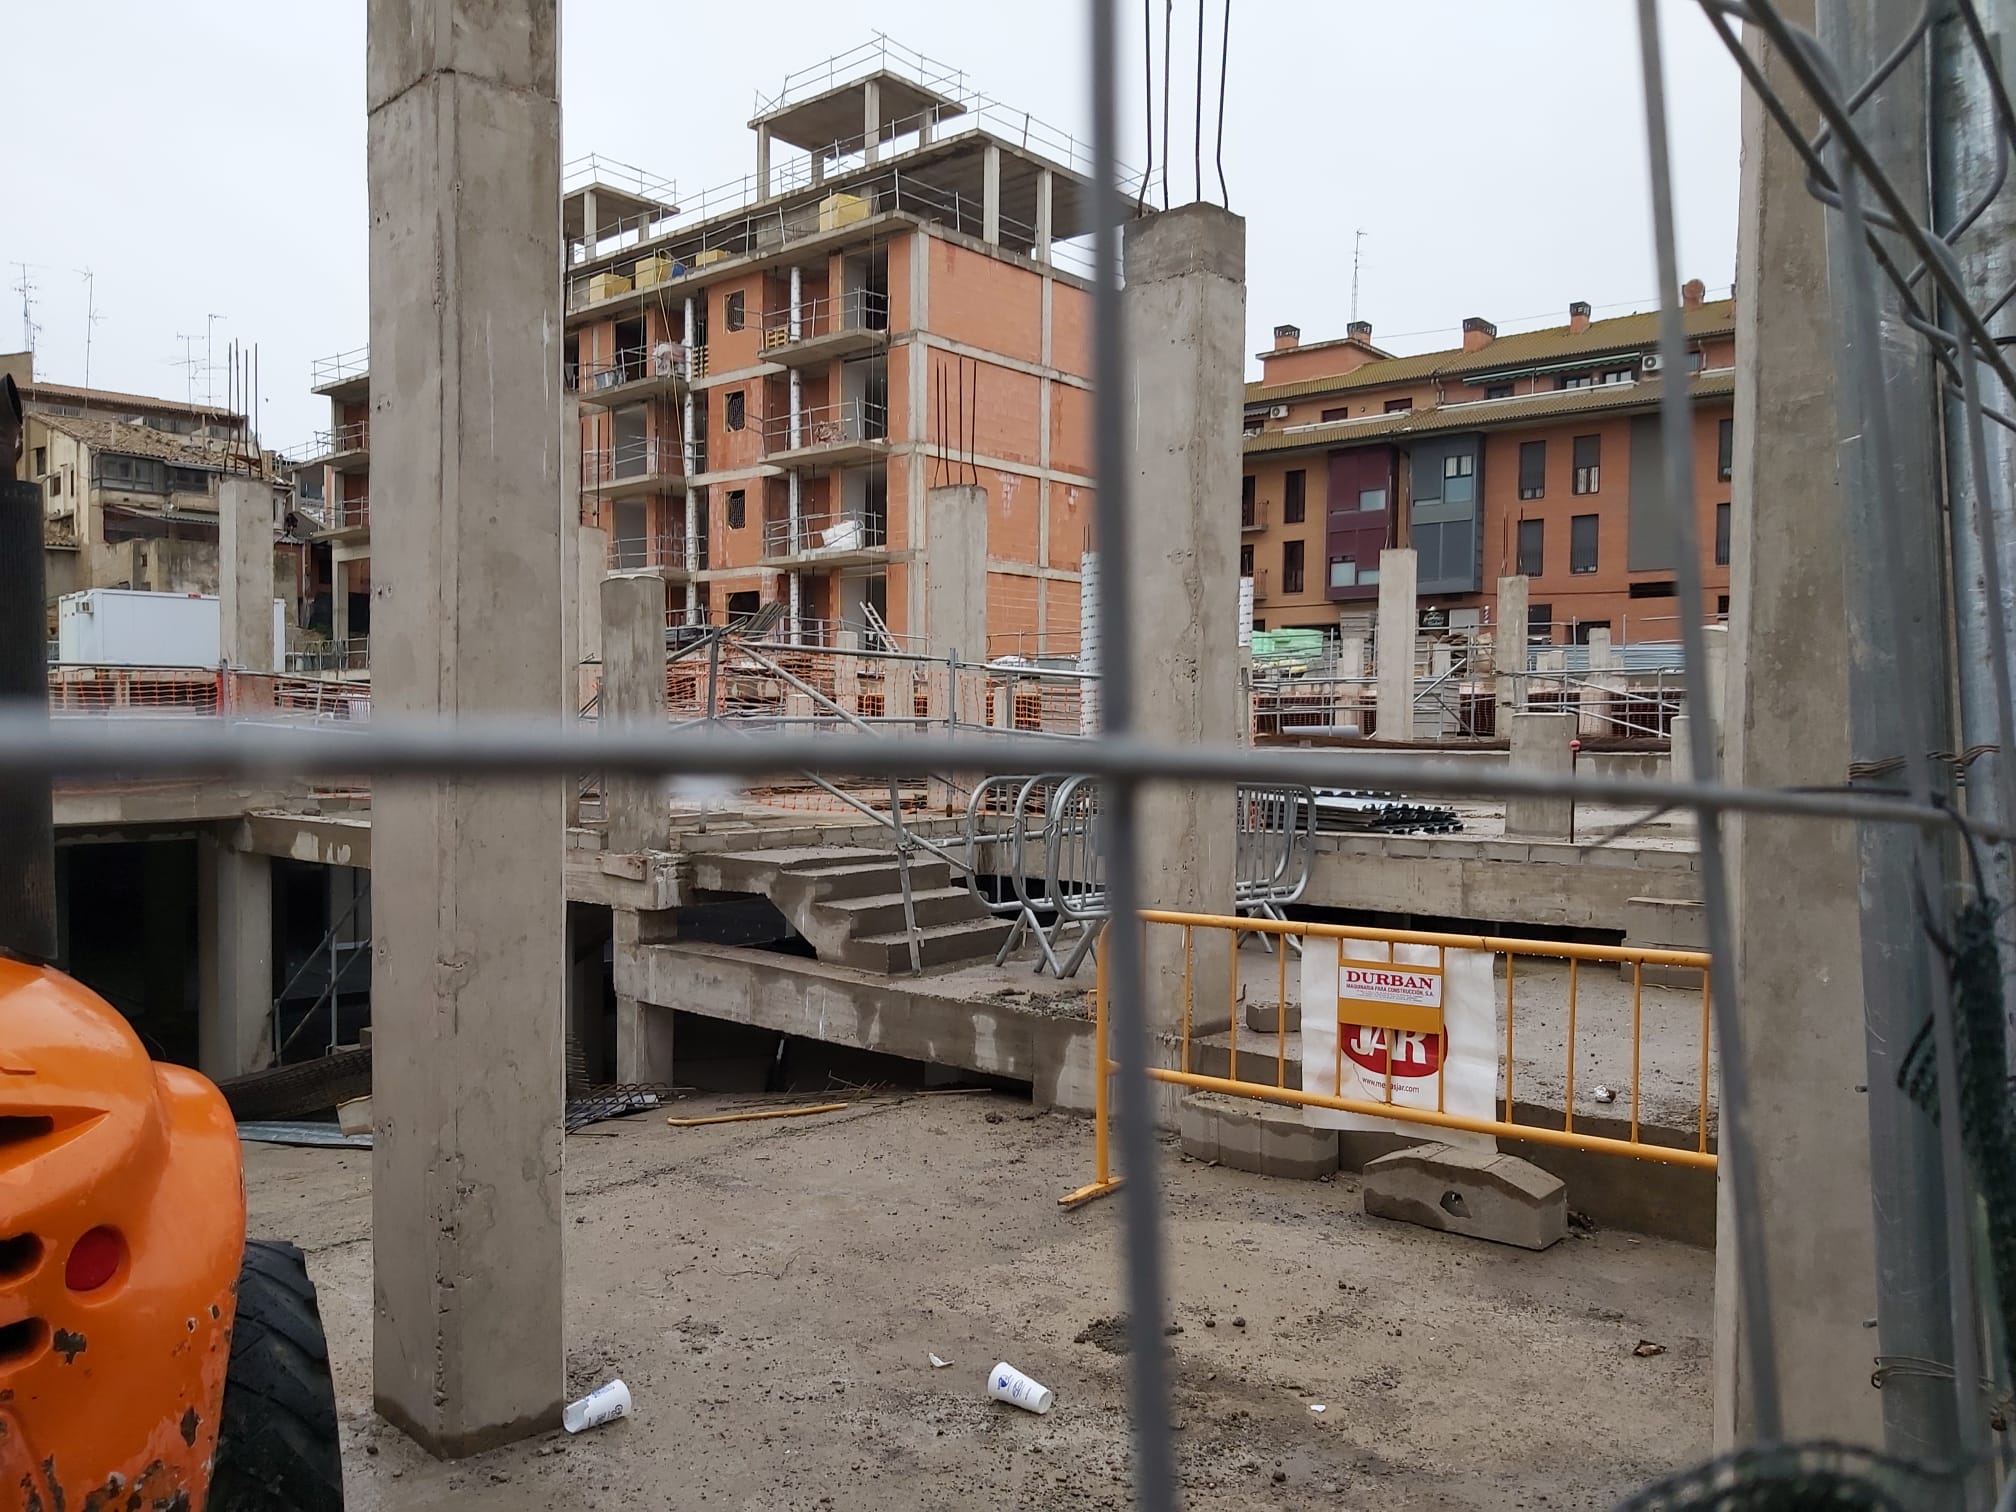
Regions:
[[172, 334, 202, 405], [205, 313, 226, 408], [1350, 229, 1367, 325], [12, 264, 40, 356], [79, 269, 104, 390]]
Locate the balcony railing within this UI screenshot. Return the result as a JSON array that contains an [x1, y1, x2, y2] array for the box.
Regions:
[[286, 638, 371, 674], [1241, 498, 1267, 531], [761, 510, 887, 560], [1249, 568, 1269, 600], [313, 421, 370, 458], [581, 438, 682, 490], [758, 289, 890, 350], [312, 347, 369, 390], [572, 342, 692, 396], [330, 496, 370, 531], [760, 398, 887, 456], [607, 532, 688, 572]]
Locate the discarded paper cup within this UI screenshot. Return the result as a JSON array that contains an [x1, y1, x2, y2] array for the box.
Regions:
[[987, 1361, 1055, 1415], [562, 1379, 632, 1433]]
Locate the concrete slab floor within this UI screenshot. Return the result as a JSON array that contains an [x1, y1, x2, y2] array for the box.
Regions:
[[250, 1094, 1711, 1510]]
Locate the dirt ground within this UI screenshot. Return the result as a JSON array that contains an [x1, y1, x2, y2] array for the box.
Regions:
[[247, 1093, 1713, 1512]]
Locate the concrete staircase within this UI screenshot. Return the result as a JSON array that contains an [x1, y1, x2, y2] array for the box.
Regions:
[[689, 846, 1012, 974]]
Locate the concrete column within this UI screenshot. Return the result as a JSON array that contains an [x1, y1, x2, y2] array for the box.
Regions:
[[197, 831, 272, 1079], [219, 477, 275, 671], [601, 573, 670, 854], [926, 484, 989, 811], [1503, 712, 1575, 842], [1700, 622, 1728, 763], [1337, 631, 1365, 679], [1585, 625, 1614, 669], [1494, 574, 1529, 725], [1669, 712, 1692, 787], [1713, 0, 1877, 1451], [1122, 203, 1243, 1037], [614, 908, 675, 1083], [754, 123, 771, 199], [1375, 548, 1417, 742], [862, 78, 881, 164], [1034, 168, 1054, 262], [580, 187, 597, 253], [924, 485, 989, 656], [366, 0, 567, 1456], [982, 142, 1002, 246], [834, 630, 861, 717]]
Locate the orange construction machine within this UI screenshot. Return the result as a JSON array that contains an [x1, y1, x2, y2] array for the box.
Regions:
[[0, 374, 343, 1509]]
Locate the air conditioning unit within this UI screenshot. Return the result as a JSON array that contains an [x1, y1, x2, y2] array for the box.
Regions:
[[1268, 404, 1289, 420], [1641, 353, 1664, 372]]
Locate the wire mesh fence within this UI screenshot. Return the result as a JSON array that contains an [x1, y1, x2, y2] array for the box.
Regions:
[[8, 1, 2016, 1507]]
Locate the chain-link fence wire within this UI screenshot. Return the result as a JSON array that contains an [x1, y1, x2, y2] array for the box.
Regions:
[[3, 0, 2016, 1506]]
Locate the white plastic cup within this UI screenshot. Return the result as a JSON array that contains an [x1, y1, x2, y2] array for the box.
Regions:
[[562, 1379, 632, 1433], [986, 1361, 1055, 1415]]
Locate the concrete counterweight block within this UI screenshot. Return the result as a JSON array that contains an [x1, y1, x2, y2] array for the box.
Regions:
[[1361, 1141, 1567, 1250]]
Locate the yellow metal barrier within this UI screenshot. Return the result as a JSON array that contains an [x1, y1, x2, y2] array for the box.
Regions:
[[1061, 911, 1716, 1208]]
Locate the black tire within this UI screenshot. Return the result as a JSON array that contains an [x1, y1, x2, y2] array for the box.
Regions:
[[209, 1239, 345, 1512]]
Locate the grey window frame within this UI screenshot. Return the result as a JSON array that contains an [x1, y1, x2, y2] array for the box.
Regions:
[[1518, 439, 1546, 500], [1570, 512, 1599, 574], [1517, 517, 1545, 577]]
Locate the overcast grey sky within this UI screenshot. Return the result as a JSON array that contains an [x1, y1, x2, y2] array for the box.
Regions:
[[2, 2, 1738, 446]]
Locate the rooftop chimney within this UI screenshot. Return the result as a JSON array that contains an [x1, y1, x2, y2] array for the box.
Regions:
[[1682, 278, 1706, 310], [1568, 300, 1592, 334], [1346, 320, 1373, 345], [1461, 316, 1497, 353], [1273, 323, 1301, 351]]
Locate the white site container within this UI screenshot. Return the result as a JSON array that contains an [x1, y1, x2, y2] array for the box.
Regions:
[[56, 589, 284, 669]]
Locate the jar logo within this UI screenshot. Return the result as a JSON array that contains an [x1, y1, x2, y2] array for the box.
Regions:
[[1342, 1023, 1445, 1077]]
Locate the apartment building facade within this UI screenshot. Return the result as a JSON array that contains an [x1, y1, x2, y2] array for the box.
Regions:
[[1240, 286, 1736, 653], [5, 351, 279, 614], [297, 41, 1107, 668]]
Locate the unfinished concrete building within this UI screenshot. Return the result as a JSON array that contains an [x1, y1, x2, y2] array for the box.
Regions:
[[296, 39, 1103, 670]]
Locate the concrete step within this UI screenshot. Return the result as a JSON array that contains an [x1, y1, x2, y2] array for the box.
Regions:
[[816, 886, 988, 936], [786, 857, 956, 900], [840, 917, 1016, 973]]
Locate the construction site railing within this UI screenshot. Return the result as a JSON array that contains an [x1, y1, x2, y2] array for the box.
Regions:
[[608, 532, 686, 572], [309, 346, 369, 390], [581, 438, 682, 490], [760, 398, 887, 455], [573, 343, 691, 395], [761, 510, 886, 559], [1063, 912, 1717, 1209], [759, 289, 890, 348]]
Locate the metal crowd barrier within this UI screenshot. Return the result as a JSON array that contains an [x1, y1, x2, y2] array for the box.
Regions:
[[1063, 910, 1717, 1209]]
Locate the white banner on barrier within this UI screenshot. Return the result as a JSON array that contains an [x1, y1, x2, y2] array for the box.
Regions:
[[1299, 937, 1496, 1148]]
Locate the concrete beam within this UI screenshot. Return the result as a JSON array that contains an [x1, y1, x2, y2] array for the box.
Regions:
[[1376, 549, 1417, 741], [366, 0, 566, 1457], [1362, 1142, 1568, 1251], [1122, 203, 1245, 1035]]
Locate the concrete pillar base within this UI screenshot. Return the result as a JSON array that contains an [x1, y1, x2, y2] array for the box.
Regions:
[[1505, 711, 1577, 842], [197, 834, 273, 1079]]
